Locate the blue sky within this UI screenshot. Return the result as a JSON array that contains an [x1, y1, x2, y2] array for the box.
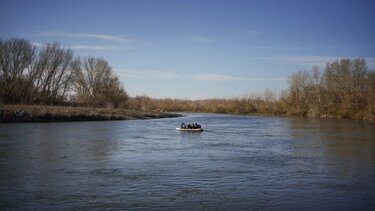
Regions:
[[1, 0, 374, 99]]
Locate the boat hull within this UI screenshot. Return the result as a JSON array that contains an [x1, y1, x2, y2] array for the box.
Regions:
[[176, 128, 203, 132]]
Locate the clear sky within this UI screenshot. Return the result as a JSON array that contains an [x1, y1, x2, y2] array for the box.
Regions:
[[1, 0, 374, 99]]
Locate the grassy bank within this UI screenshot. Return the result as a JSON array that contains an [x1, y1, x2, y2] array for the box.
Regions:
[[0, 105, 181, 122]]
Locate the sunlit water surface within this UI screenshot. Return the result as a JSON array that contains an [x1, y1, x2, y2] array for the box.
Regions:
[[1, 114, 374, 210]]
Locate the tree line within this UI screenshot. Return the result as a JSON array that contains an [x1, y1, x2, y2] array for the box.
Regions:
[[127, 89, 287, 115], [126, 59, 374, 120], [1, 38, 374, 120], [0, 38, 128, 107], [288, 59, 374, 119]]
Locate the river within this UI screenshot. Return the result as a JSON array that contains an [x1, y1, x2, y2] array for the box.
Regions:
[[0, 114, 374, 210]]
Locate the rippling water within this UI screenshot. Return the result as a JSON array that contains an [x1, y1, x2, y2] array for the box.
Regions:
[[1, 114, 375, 210]]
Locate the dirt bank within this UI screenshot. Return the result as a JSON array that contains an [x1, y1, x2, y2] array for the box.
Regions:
[[0, 105, 181, 122]]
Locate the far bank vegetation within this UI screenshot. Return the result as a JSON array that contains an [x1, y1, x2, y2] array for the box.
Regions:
[[1, 38, 374, 120], [126, 59, 374, 120]]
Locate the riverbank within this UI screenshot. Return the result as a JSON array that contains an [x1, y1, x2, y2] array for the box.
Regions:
[[0, 105, 181, 122]]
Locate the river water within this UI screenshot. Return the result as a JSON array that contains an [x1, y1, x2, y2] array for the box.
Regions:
[[0, 114, 374, 210]]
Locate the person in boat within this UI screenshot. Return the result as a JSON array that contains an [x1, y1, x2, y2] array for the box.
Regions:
[[181, 122, 186, 129], [195, 123, 201, 128], [187, 124, 192, 129]]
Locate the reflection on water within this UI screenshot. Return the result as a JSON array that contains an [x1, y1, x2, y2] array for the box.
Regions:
[[288, 118, 375, 179], [0, 114, 374, 210]]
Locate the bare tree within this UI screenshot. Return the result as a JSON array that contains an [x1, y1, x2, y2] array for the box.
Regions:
[[323, 59, 369, 116], [350, 59, 368, 111], [101, 76, 128, 108], [0, 38, 36, 103], [288, 71, 310, 115], [72, 57, 128, 107], [35, 42, 73, 104]]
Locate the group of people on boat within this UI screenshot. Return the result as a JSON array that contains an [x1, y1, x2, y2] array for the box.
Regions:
[[180, 122, 201, 129]]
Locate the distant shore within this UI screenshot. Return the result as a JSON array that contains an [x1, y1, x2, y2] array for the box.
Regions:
[[0, 105, 181, 122]]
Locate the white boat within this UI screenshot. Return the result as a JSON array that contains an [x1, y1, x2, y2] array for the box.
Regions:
[[176, 127, 203, 132]]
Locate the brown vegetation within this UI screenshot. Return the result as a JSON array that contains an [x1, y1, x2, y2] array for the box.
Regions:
[[127, 91, 287, 116], [287, 59, 374, 120], [127, 59, 374, 121]]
